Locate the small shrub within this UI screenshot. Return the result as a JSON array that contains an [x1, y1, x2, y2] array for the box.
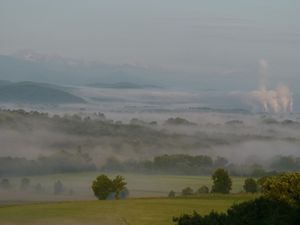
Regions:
[[0, 178, 11, 190], [53, 180, 64, 195], [35, 183, 43, 193], [182, 187, 194, 196], [197, 185, 209, 194], [20, 178, 30, 191], [168, 190, 176, 198]]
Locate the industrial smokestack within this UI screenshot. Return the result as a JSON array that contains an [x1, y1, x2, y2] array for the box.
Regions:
[[259, 59, 269, 91]]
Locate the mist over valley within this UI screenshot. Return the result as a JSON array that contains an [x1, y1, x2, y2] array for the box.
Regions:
[[1, 2, 300, 224]]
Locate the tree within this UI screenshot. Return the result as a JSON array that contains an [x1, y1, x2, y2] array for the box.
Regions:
[[68, 188, 74, 196], [92, 175, 114, 200], [20, 178, 30, 191], [35, 183, 43, 193], [0, 178, 11, 190], [92, 175, 128, 200], [112, 175, 127, 200], [182, 187, 194, 196], [261, 172, 300, 206], [211, 168, 232, 194], [243, 178, 258, 193], [53, 180, 64, 195], [197, 185, 209, 194], [168, 190, 176, 198]]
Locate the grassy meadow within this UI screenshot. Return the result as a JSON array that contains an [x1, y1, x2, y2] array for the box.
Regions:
[[0, 172, 257, 224], [0, 194, 257, 225]]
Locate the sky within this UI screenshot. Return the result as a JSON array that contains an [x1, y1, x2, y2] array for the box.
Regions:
[[0, 0, 300, 88]]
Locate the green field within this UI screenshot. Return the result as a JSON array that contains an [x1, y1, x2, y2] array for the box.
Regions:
[[0, 194, 257, 225], [0, 172, 255, 224]]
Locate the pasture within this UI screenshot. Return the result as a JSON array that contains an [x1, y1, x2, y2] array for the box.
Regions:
[[0, 194, 257, 225]]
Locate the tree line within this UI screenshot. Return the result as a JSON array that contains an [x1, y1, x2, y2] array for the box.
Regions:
[[2, 152, 296, 177], [0, 149, 96, 176], [169, 168, 258, 198], [90, 168, 259, 201], [102, 154, 287, 177], [0, 177, 73, 195]]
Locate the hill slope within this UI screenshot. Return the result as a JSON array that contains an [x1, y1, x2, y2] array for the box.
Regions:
[[0, 82, 85, 104], [88, 82, 160, 89]]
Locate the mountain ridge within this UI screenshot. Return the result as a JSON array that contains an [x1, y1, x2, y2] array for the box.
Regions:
[[0, 81, 85, 104]]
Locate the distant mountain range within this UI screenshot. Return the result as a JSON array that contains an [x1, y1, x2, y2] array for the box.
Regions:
[[0, 81, 85, 104], [87, 82, 160, 89], [0, 51, 260, 91], [0, 52, 162, 86], [0, 51, 298, 111]]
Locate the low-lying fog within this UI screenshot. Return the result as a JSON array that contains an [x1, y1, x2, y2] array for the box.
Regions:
[[1, 85, 300, 203], [0, 105, 300, 164]]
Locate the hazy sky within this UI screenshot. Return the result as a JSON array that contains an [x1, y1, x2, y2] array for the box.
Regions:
[[0, 0, 299, 84]]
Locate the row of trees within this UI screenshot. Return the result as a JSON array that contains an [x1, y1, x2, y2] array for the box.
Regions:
[[0, 149, 96, 176], [0, 178, 45, 194], [91, 169, 259, 201], [0, 178, 73, 195], [102, 154, 286, 177], [169, 168, 258, 197], [103, 155, 229, 175]]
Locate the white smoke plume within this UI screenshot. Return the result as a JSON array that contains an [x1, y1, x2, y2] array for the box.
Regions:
[[258, 59, 269, 91], [250, 59, 293, 113]]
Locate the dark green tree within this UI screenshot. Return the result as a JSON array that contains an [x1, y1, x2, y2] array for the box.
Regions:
[[168, 190, 176, 198], [211, 168, 232, 194], [243, 178, 258, 193], [92, 175, 127, 200], [261, 172, 300, 206], [92, 174, 114, 200], [112, 175, 127, 200]]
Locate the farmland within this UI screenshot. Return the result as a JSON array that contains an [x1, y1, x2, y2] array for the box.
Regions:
[[0, 194, 256, 225]]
